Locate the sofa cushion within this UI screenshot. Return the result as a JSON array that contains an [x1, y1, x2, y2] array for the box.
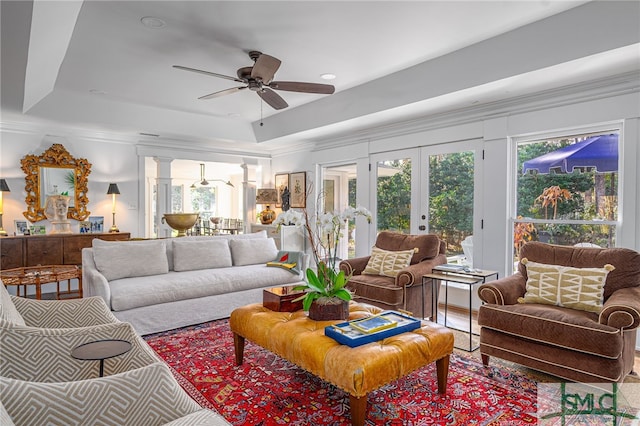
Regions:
[[93, 239, 169, 281], [478, 303, 622, 358], [519, 258, 614, 313], [109, 264, 301, 311], [230, 238, 278, 266], [172, 239, 232, 272], [0, 282, 25, 326], [374, 231, 440, 263], [362, 246, 415, 278]]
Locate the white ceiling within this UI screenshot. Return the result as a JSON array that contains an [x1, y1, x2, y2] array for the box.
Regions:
[[1, 1, 639, 154]]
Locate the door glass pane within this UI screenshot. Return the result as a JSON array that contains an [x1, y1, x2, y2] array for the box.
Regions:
[[428, 151, 474, 263], [322, 163, 357, 260], [376, 159, 411, 234]]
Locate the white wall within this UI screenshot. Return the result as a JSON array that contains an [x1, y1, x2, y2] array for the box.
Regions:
[[0, 131, 142, 237]]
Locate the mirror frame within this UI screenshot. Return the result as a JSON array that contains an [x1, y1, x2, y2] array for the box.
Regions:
[[21, 144, 92, 222]]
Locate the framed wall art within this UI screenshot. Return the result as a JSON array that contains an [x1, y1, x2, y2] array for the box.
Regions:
[[274, 173, 289, 207], [289, 172, 306, 208], [89, 216, 104, 233]]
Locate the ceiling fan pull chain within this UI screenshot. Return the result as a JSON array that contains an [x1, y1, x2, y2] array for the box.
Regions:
[[260, 97, 264, 127]]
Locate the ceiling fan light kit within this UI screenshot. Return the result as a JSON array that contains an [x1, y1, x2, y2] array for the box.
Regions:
[[174, 51, 335, 110]]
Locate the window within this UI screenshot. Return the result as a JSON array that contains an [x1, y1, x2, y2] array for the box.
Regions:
[[513, 131, 619, 258]]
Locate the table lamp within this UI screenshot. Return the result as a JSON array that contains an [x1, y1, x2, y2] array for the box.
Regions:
[[256, 188, 278, 224], [107, 183, 120, 233], [0, 179, 9, 236]]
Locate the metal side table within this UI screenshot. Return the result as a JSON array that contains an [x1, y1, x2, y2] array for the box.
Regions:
[[423, 266, 498, 351]]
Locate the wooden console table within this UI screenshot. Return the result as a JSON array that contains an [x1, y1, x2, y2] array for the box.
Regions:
[[0, 264, 82, 300], [0, 233, 130, 270]]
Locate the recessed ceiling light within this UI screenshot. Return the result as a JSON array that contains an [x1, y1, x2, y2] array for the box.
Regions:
[[89, 89, 107, 95], [227, 113, 241, 118], [320, 73, 336, 80], [140, 16, 166, 29]]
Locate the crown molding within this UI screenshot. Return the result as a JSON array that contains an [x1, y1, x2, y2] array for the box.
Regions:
[[308, 71, 640, 151]]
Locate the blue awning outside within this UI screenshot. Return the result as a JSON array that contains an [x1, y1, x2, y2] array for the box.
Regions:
[[522, 134, 618, 175]]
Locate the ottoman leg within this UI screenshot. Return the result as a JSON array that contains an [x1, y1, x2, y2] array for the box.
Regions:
[[233, 333, 245, 366], [436, 355, 450, 394], [349, 394, 367, 426]]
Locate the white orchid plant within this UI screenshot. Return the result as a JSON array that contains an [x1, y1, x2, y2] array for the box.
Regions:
[[274, 205, 372, 310]]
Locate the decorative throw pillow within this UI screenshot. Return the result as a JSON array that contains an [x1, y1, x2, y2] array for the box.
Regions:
[[92, 239, 169, 281], [230, 238, 278, 266], [172, 238, 232, 272], [266, 251, 303, 275], [362, 246, 416, 278], [518, 258, 615, 313]]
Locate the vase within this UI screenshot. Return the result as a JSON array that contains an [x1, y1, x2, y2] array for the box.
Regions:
[[308, 297, 349, 321]]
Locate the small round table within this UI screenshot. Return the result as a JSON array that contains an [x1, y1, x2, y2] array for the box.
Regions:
[[71, 339, 132, 377]]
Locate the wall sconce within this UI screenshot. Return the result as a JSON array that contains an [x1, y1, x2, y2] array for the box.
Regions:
[[0, 179, 10, 236], [106, 183, 120, 233], [256, 188, 278, 225]]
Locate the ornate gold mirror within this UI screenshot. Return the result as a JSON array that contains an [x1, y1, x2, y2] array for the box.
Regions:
[[21, 144, 92, 222]]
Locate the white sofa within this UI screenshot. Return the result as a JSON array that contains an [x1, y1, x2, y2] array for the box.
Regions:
[[83, 231, 305, 335]]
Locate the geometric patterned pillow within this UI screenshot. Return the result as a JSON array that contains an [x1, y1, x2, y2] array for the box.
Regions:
[[518, 258, 615, 313], [362, 246, 416, 278]]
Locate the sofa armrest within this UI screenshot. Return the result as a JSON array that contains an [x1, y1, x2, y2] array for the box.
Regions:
[[396, 254, 447, 288], [477, 273, 526, 305], [11, 295, 118, 328], [82, 247, 112, 307], [599, 286, 640, 330], [0, 320, 161, 382], [339, 256, 371, 276], [0, 363, 224, 426]]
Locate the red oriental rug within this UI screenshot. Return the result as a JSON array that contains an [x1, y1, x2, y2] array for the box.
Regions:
[[144, 319, 545, 425]]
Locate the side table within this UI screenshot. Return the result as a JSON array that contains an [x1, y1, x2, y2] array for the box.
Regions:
[[0, 265, 82, 300], [423, 267, 498, 351], [71, 339, 132, 377]]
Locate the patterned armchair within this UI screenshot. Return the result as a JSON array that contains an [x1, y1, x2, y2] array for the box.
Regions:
[[478, 242, 640, 382], [0, 363, 229, 426], [339, 232, 447, 319], [0, 283, 229, 425]]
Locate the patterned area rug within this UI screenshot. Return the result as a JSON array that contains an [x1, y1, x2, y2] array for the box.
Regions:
[[144, 319, 547, 425]]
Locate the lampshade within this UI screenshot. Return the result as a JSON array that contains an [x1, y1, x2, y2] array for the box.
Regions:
[[0, 179, 10, 192], [107, 183, 120, 195], [256, 188, 278, 204]]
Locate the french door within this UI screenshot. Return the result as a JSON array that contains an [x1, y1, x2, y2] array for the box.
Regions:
[[370, 141, 479, 260]]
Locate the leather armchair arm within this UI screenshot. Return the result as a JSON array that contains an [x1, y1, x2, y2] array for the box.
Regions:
[[339, 256, 371, 276], [477, 273, 526, 305], [396, 254, 447, 288], [599, 286, 640, 330]]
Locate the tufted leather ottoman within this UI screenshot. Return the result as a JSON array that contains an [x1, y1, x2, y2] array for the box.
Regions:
[[229, 302, 454, 426]]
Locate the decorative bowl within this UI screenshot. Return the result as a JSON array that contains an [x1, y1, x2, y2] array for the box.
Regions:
[[162, 213, 199, 237]]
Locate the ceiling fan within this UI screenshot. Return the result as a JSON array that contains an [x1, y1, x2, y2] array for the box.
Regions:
[[173, 51, 335, 110]]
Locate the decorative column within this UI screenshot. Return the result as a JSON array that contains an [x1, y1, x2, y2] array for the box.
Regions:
[[154, 157, 173, 238]]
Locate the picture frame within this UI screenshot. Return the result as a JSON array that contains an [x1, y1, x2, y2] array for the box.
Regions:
[[88, 216, 104, 233], [14, 220, 30, 236], [274, 173, 289, 208], [29, 225, 46, 235], [289, 172, 307, 208], [79, 220, 91, 234]]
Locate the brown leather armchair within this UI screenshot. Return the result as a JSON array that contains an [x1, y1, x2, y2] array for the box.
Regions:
[[339, 232, 447, 319], [478, 242, 640, 382]]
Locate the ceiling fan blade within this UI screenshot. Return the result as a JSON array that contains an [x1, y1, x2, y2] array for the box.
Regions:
[[251, 54, 281, 83], [173, 65, 243, 83], [198, 86, 247, 100], [269, 81, 335, 94], [257, 88, 288, 110]]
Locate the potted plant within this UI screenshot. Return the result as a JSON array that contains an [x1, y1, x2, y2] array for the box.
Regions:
[[274, 204, 371, 320]]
